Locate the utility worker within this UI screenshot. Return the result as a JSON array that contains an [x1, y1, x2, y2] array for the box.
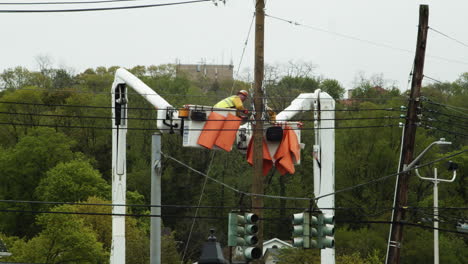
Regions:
[[214, 90, 249, 113]]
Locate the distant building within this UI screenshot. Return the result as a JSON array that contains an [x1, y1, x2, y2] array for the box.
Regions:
[[176, 63, 234, 83]]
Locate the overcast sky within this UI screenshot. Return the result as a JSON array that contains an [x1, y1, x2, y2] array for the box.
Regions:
[[1, 0, 467, 92]]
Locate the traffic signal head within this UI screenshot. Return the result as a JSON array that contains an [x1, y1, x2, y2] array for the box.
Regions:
[[292, 212, 316, 248], [317, 213, 335, 249], [243, 213, 261, 260], [228, 213, 246, 246]]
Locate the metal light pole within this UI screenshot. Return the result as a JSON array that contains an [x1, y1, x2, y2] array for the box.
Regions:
[[415, 164, 457, 264], [386, 138, 452, 264]]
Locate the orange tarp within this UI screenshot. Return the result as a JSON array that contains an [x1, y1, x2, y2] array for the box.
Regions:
[[197, 112, 226, 149], [246, 138, 273, 176], [215, 113, 242, 152], [274, 126, 300, 175]]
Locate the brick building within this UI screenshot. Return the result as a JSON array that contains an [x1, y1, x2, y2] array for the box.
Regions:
[[176, 64, 234, 83]]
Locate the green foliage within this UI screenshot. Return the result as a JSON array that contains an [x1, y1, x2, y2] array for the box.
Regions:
[[0, 65, 466, 263], [319, 78, 345, 99], [36, 159, 110, 202], [337, 250, 382, 264], [3, 205, 108, 264], [276, 248, 320, 263]]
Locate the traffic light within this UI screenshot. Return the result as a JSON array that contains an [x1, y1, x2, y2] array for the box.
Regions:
[[227, 212, 262, 260], [228, 212, 246, 247], [316, 213, 335, 249], [292, 212, 317, 248], [243, 213, 261, 260]]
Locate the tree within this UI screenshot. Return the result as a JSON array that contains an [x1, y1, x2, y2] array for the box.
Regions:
[[4, 205, 108, 264], [36, 159, 110, 202], [0, 128, 78, 236], [319, 78, 345, 99], [0, 67, 32, 90]]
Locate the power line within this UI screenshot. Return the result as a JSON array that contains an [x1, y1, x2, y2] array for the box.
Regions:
[[265, 13, 468, 66], [424, 125, 468, 138], [0, 208, 466, 235], [423, 98, 468, 116], [336, 220, 468, 235], [7, 87, 406, 101], [0, 110, 404, 122], [230, 11, 255, 95], [423, 118, 468, 129], [314, 149, 468, 201], [423, 108, 468, 121], [429, 26, 468, 49], [1, 198, 466, 211], [0, 0, 211, 13], [162, 151, 313, 201], [423, 74, 444, 84], [0, 0, 145, 5], [265, 13, 414, 55], [0, 121, 398, 131]]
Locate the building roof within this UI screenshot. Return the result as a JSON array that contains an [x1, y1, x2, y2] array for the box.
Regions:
[[263, 238, 292, 248]]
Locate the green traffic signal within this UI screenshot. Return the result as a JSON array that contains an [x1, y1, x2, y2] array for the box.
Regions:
[[317, 213, 335, 249], [244, 212, 261, 260], [228, 212, 262, 260], [292, 212, 317, 248], [228, 213, 246, 247]]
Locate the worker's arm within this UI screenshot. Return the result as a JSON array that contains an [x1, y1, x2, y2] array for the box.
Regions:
[[232, 96, 246, 111]]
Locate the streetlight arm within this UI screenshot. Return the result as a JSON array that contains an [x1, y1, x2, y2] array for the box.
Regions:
[[415, 168, 457, 182], [406, 139, 451, 170]]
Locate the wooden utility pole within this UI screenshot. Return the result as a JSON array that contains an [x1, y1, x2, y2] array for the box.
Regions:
[[253, 0, 265, 261], [386, 5, 429, 264]]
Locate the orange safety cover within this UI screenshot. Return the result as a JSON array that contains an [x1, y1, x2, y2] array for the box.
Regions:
[[247, 137, 273, 176], [274, 126, 300, 175], [197, 112, 226, 149], [214, 113, 242, 151]]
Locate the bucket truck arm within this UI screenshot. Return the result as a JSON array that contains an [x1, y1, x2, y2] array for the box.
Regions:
[[111, 68, 183, 264]]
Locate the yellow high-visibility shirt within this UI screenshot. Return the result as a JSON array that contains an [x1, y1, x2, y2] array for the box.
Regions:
[[214, 95, 245, 110]]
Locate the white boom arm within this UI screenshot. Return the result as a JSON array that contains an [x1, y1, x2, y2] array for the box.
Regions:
[[110, 68, 335, 264], [111, 68, 180, 264], [276, 90, 336, 264]]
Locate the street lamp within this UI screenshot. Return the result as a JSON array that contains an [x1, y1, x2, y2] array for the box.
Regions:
[[385, 138, 453, 264], [415, 160, 457, 264]]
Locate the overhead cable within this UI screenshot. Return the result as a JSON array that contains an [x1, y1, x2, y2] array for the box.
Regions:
[[0, 0, 144, 5], [230, 11, 255, 95], [429, 26, 468, 49], [1, 198, 467, 211], [0, 110, 403, 122], [314, 149, 468, 201], [265, 13, 468, 66], [0, 208, 466, 235], [0, 100, 398, 112], [0, 0, 211, 13]]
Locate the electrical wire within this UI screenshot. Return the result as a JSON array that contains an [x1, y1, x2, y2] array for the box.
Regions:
[[181, 151, 215, 263], [429, 26, 468, 49], [0, 121, 399, 131], [265, 13, 414, 55], [424, 125, 468, 138], [0, 0, 211, 13], [0, 208, 466, 235], [423, 118, 468, 129], [230, 11, 255, 95], [1, 198, 466, 211], [0, 100, 399, 112], [423, 98, 468, 115], [0, 110, 404, 122], [314, 149, 468, 201], [423, 75, 444, 84], [265, 13, 468, 66], [6, 86, 407, 101], [0, 0, 145, 5], [423, 108, 468, 121]]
